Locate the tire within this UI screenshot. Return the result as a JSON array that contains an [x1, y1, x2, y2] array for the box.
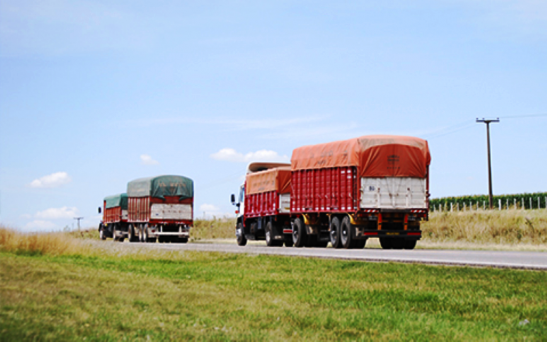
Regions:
[[177, 237, 188, 243], [112, 225, 119, 242], [236, 222, 247, 246], [142, 226, 148, 243], [292, 218, 307, 248], [127, 225, 138, 243], [340, 216, 355, 249], [403, 239, 416, 250], [99, 228, 106, 241], [329, 217, 342, 249], [284, 238, 294, 247], [352, 239, 367, 249], [380, 237, 392, 249], [391, 239, 404, 250], [265, 222, 282, 247]]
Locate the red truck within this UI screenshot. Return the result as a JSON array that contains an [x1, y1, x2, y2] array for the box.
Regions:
[[98, 193, 128, 241], [232, 135, 431, 250], [231, 163, 293, 247], [123, 175, 194, 243]]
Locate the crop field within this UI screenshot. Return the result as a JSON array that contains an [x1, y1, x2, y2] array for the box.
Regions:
[[1, 226, 547, 341]]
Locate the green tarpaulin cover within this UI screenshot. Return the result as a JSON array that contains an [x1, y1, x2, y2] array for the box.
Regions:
[[127, 175, 194, 199], [104, 193, 128, 209]]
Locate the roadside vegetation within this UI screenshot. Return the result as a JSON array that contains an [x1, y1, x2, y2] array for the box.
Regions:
[[1, 224, 546, 341], [422, 209, 547, 248]]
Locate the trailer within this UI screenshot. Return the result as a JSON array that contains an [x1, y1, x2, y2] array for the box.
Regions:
[[125, 175, 194, 243], [98, 193, 128, 241], [290, 135, 431, 249], [231, 162, 293, 246]]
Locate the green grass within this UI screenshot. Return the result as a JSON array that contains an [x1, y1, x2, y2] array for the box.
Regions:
[[1, 250, 546, 341]]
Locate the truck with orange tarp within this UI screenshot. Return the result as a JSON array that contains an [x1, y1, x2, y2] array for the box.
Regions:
[[290, 135, 431, 249], [231, 135, 431, 249], [231, 162, 293, 246]]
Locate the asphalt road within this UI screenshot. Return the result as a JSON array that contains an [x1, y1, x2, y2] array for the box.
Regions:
[[126, 242, 547, 270]]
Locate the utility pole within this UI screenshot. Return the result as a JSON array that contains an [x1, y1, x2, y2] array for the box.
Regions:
[[476, 118, 499, 209], [74, 217, 84, 230]]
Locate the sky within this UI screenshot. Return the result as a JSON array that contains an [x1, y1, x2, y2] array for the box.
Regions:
[[0, 0, 546, 232]]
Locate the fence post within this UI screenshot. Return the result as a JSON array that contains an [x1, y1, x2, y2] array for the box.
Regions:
[[457, 203, 459, 211], [522, 198, 524, 210], [483, 201, 485, 210], [538, 197, 540, 210], [451, 203, 453, 212], [506, 199, 508, 210], [499, 199, 501, 210], [514, 198, 517, 209]]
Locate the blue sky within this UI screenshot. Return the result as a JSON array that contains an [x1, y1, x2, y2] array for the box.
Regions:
[[1, 0, 546, 232]]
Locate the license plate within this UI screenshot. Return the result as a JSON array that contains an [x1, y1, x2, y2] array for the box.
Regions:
[[386, 232, 400, 236]]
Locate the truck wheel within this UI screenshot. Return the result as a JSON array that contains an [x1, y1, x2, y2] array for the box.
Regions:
[[391, 239, 404, 250], [236, 222, 247, 246], [292, 218, 307, 248], [404, 239, 417, 250], [127, 225, 137, 243], [284, 238, 293, 247], [329, 217, 342, 248], [99, 228, 106, 240], [265, 222, 282, 247], [352, 239, 367, 249], [177, 237, 188, 243], [112, 225, 119, 242], [340, 216, 355, 249], [380, 238, 392, 249]]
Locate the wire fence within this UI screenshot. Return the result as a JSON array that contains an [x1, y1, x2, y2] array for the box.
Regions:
[[430, 193, 547, 212]]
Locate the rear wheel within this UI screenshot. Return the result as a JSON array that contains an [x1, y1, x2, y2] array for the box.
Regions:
[[236, 222, 247, 246], [99, 227, 106, 240], [265, 222, 282, 247], [329, 217, 342, 248], [403, 239, 417, 250], [177, 237, 188, 243], [112, 225, 119, 242], [284, 237, 293, 247], [340, 216, 355, 249], [127, 225, 138, 243], [391, 239, 404, 250], [292, 218, 307, 248], [380, 238, 392, 249], [352, 239, 367, 249]]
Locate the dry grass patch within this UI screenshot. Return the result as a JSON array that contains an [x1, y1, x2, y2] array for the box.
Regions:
[[422, 209, 547, 247]]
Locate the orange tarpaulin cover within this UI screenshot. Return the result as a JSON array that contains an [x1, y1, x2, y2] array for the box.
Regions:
[[291, 135, 431, 178], [246, 167, 291, 195]]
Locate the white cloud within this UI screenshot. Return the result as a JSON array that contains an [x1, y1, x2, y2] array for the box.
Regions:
[[211, 148, 289, 163], [140, 154, 159, 165], [24, 220, 56, 231], [200, 204, 220, 212], [29, 171, 71, 188], [36, 206, 79, 219], [198, 203, 233, 219]]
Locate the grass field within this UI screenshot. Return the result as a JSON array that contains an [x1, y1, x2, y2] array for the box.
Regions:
[[1, 249, 546, 341], [1, 226, 547, 341]]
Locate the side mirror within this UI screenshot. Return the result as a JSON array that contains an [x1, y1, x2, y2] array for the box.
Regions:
[[98, 207, 102, 214], [230, 194, 235, 204]]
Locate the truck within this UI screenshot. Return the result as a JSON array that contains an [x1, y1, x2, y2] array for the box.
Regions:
[[231, 162, 293, 247], [101, 175, 194, 243], [232, 135, 431, 250], [98, 193, 128, 241]]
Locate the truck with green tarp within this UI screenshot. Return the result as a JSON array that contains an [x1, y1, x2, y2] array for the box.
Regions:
[[98, 193, 128, 241], [124, 175, 194, 243]]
